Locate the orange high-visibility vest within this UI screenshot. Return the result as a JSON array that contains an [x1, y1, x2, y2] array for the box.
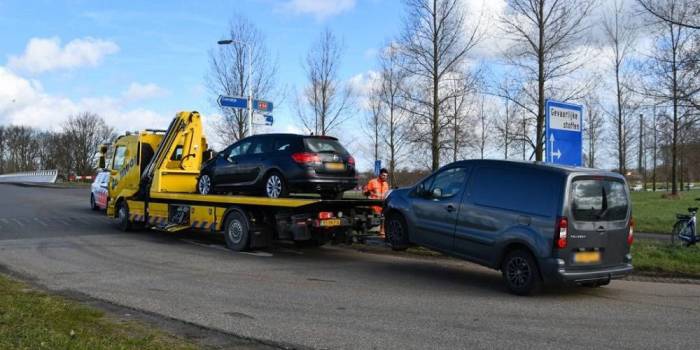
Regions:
[[365, 178, 389, 200]]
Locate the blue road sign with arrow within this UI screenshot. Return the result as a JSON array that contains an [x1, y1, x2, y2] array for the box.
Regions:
[[217, 95, 247, 109], [545, 99, 583, 167], [264, 115, 273, 126]]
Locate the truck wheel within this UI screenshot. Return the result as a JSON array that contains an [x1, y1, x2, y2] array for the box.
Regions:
[[264, 171, 288, 198], [224, 211, 250, 251], [90, 194, 98, 211], [385, 213, 409, 251], [501, 249, 542, 296], [197, 174, 212, 195], [117, 201, 132, 232]]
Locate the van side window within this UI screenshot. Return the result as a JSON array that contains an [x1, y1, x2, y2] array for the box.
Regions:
[[274, 138, 293, 152], [415, 167, 467, 199], [470, 167, 558, 216]]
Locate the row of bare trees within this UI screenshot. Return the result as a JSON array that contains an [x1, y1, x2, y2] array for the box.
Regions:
[[0, 112, 114, 178], [205, 1, 699, 193]]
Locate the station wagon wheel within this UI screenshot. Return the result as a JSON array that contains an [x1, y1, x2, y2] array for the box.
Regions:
[[502, 249, 542, 296], [264, 171, 288, 198], [224, 210, 250, 251], [198, 174, 212, 195]]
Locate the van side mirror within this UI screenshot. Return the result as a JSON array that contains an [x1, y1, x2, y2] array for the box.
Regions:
[[432, 187, 442, 199]]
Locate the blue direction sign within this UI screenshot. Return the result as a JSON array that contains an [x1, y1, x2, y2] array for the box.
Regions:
[[253, 99, 273, 113], [545, 99, 583, 166], [264, 115, 273, 126], [217, 95, 247, 109], [374, 160, 381, 176]]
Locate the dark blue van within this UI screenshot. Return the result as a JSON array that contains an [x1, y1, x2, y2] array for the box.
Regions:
[[383, 160, 634, 295]]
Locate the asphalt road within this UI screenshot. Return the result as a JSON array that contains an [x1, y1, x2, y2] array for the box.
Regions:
[[0, 183, 698, 349]]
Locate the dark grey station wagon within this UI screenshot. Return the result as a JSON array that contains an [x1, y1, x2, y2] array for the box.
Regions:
[[384, 160, 634, 295]]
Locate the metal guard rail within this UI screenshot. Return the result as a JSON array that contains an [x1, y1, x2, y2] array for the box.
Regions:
[[0, 170, 58, 183]]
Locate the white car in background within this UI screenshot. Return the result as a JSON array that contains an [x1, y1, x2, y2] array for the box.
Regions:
[[631, 183, 643, 192], [90, 171, 110, 210]]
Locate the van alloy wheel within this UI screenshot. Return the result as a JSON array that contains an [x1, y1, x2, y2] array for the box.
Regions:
[[506, 256, 531, 288], [198, 175, 211, 195], [266, 174, 283, 198]]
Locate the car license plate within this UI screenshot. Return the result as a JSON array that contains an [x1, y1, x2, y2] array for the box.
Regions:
[[320, 219, 341, 227], [574, 251, 601, 264], [325, 162, 345, 171]]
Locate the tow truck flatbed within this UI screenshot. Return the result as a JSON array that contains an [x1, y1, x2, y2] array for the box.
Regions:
[[103, 111, 382, 251]]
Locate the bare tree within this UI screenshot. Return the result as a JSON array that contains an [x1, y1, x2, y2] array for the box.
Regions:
[[397, 0, 482, 171], [444, 75, 478, 162], [473, 97, 492, 159], [637, 0, 700, 30], [3, 125, 39, 172], [582, 93, 605, 168], [602, 0, 639, 173], [0, 126, 5, 173], [500, 0, 595, 161], [378, 43, 411, 185], [363, 83, 384, 165], [297, 28, 354, 136], [641, 0, 699, 195], [207, 17, 278, 144], [62, 112, 114, 176]]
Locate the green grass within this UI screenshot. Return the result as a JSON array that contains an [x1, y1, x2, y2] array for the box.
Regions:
[[631, 190, 700, 234], [632, 240, 700, 278], [0, 275, 198, 350]]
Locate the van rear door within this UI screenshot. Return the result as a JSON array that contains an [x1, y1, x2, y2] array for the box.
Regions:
[[565, 177, 631, 268]]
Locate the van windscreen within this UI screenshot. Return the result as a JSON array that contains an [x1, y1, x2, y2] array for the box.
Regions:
[[571, 179, 628, 221]]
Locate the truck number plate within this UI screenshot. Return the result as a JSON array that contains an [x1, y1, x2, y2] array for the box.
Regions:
[[320, 219, 341, 227], [574, 251, 601, 264]]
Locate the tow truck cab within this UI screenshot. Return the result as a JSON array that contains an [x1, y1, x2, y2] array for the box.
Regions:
[[103, 111, 380, 251]]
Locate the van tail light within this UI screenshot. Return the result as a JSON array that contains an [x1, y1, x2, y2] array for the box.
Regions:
[[347, 156, 355, 166], [318, 211, 334, 219], [627, 217, 635, 245], [556, 216, 568, 249], [291, 152, 320, 164]]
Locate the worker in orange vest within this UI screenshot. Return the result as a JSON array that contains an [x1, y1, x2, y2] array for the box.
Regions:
[[364, 168, 390, 237]]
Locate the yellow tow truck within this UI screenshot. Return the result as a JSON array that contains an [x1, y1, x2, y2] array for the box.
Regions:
[[103, 111, 381, 251]]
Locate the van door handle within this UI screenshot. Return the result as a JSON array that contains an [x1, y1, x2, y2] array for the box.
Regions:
[[446, 205, 455, 213]]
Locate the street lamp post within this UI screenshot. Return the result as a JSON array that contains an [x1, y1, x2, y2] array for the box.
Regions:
[[217, 39, 254, 137]]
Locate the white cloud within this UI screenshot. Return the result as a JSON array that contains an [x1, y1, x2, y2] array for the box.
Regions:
[[0, 67, 169, 132], [282, 0, 356, 20], [7, 37, 119, 74], [122, 82, 168, 102]]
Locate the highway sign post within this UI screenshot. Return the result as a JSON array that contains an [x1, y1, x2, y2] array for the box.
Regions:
[[218, 95, 275, 131], [545, 99, 583, 166]]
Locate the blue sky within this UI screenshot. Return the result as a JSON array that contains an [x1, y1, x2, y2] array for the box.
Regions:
[[0, 0, 404, 158], [0, 0, 401, 131]]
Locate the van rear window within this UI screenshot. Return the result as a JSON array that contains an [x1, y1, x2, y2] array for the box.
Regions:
[[571, 179, 628, 221]]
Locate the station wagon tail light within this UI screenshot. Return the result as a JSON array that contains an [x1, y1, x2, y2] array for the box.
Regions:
[[347, 156, 355, 166], [627, 217, 635, 245], [318, 211, 334, 219], [556, 216, 568, 249], [291, 152, 320, 164]]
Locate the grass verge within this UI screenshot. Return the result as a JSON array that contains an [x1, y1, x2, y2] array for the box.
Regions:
[[0, 274, 198, 350], [631, 190, 700, 234], [632, 239, 700, 278]]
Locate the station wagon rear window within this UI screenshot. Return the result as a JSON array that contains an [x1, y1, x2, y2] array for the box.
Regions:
[[304, 138, 348, 155], [571, 179, 628, 221]]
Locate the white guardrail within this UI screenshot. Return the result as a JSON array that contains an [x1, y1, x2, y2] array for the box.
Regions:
[[0, 170, 58, 183]]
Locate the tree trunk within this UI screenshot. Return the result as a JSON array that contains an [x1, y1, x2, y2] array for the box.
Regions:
[[535, 1, 545, 162]]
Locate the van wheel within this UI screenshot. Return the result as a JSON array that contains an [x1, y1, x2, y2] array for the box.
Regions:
[[385, 213, 409, 251], [264, 171, 288, 198], [224, 211, 250, 251], [117, 201, 132, 232], [501, 249, 542, 296]]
